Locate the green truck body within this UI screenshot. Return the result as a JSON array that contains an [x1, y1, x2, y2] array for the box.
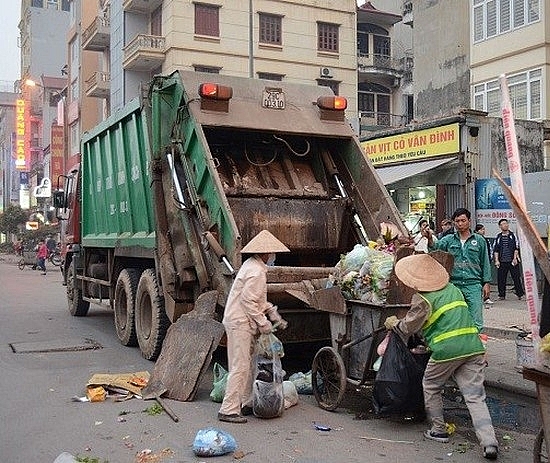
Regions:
[[61, 70, 407, 360]]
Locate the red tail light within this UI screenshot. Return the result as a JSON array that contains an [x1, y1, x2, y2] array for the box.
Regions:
[[317, 96, 347, 111], [199, 83, 233, 100]]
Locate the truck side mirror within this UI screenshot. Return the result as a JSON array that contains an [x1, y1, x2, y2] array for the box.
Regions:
[[53, 190, 66, 209]]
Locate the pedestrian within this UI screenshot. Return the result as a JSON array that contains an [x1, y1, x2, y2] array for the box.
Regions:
[[46, 235, 57, 254], [475, 223, 495, 305], [437, 218, 454, 239], [413, 219, 436, 253], [36, 239, 48, 275], [427, 207, 492, 331], [493, 218, 524, 301], [384, 253, 498, 460], [218, 230, 290, 424]]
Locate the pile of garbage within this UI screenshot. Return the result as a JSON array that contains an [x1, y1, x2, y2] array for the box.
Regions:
[[331, 222, 406, 304]]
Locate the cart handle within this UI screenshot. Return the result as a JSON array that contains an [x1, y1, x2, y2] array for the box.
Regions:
[[342, 326, 387, 351]]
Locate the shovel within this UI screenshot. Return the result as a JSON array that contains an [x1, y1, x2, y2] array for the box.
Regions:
[[141, 378, 179, 422]]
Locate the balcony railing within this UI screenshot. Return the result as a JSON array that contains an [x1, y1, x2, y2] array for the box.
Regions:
[[85, 71, 110, 98], [123, 34, 166, 71], [360, 111, 408, 131], [82, 16, 110, 51], [357, 52, 403, 73]]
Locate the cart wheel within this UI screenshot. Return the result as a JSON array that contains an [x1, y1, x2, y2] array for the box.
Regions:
[[18, 258, 25, 270], [534, 427, 547, 463], [311, 346, 347, 411]]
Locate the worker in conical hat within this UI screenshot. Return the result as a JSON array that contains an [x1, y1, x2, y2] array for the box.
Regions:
[[218, 230, 290, 424], [384, 253, 498, 460]]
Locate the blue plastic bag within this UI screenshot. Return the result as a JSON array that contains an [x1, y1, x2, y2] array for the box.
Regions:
[[193, 427, 237, 457]]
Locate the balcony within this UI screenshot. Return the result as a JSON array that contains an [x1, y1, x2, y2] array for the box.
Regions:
[[357, 52, 403, 80], [123, 34, 165, 71], [360, 111, 407, 133], [85, 71, 110, 98], [82, 16, 110, 51], [123, 0, 162, 13]]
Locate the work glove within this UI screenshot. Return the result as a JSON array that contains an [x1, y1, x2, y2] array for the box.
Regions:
[[258, 322, 273, 334], [384, 315, 400, 331], [274, 318, 288, 330]]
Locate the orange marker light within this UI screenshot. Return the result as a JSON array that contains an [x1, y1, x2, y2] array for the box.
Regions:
[[316, 96, 347, 111], [199, 83, 233, 100]]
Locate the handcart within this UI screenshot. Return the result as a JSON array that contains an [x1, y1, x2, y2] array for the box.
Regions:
[[311, 299, 409, 411], [17, 250, 38, 270], [522, 368, 549, 463]]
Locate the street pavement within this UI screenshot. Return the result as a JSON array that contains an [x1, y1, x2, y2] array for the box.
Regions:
[[0, 252, 543, 462]]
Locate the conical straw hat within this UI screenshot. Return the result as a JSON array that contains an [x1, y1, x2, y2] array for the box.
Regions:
[[240, 230, 290, 254], [394, 254, 449, 292]]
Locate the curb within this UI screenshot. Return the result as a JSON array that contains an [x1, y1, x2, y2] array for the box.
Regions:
[[484, 378, 538, 399]]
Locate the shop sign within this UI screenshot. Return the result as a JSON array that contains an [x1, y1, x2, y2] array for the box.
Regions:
[[361, 123, 460, 166], [50, 124, 64, 182], [14, 99, 30, 171]]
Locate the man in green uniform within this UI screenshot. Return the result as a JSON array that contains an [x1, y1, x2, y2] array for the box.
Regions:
[[426, 208, 492, 331], [385, 253, 498, 460]]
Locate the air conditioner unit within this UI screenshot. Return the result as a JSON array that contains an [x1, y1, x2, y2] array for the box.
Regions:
[[320, 67, 333, 78]]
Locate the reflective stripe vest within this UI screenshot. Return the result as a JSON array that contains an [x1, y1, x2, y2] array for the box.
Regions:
[[420, 283, 485, 362]]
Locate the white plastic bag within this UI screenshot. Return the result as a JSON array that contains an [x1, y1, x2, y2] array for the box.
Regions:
[[283, 380, 299, 409]]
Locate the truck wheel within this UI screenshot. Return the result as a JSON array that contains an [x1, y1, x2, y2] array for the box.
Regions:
[[135, 269, 169, 360], [114, 269, 140, 346], [67, 261, 90, 317]]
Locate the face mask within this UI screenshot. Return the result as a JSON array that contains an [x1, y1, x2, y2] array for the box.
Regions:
[[266, 253, 276, 266]]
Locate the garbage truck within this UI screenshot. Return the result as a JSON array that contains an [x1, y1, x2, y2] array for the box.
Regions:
[[54, 70, 407, 360]]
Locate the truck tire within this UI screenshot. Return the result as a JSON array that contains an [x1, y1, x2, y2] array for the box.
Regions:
[[114, 269, 140, 347], [135, 269, 169, 360], [67, 261, 90, 317]]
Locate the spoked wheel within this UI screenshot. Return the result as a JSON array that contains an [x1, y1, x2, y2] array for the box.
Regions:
[[311, 346, 347, 411], [18, 258, 25, 270], [534, 427, 548, 463]]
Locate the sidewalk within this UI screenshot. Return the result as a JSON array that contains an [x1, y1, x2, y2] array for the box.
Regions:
[[482, 288, 538, 398]]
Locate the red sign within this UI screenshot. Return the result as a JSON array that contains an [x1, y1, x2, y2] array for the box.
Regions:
[[50, 124, 64, 184], [14, 99, 30, 171]]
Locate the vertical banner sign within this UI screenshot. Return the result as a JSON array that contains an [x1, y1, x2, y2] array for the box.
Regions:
[[499, 74, 540, 344], [14, 99, 29, 171], [50, 124, 64, 183]]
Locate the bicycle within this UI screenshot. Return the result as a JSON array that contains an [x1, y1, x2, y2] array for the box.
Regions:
[[48, 250, 63, 267]]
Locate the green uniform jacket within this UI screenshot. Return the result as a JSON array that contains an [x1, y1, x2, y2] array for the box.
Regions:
[[420, 284, 485, 362], [432, 231, 492, 287]]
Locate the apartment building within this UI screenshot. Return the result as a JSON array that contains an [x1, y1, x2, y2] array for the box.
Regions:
[[77, 0, 358, 133]]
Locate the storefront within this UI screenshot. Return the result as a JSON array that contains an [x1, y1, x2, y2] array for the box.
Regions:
[[360, 116, 480, 235]]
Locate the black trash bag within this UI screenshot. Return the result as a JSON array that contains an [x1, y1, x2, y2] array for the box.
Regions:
[[372, 331, 429, 415]]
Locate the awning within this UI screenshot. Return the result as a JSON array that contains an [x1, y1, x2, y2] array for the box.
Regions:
[[376, 157, 456, 185]]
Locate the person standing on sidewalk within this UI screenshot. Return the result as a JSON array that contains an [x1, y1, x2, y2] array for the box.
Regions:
[[36, 240, 48, 275], [384, 253, 498, 460], [475, 223, 495, 305], [426, 208, 492, 332], [218, 230, 290, 424], [493, 218, 524, 300]]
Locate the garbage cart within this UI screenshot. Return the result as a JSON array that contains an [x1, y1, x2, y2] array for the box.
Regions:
[[311, 299, 409, 411]]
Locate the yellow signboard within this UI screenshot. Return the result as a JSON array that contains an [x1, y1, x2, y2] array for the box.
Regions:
[[361, 123, 460, 166]]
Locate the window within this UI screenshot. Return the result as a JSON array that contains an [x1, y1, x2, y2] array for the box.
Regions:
[[318, 79, 339, 96], [61, 0, 69, 11], [358, 83, 391, 126], [31, 0, 43, 7], [151, 6, 162, 36], [473, 69, 542, 119], [195, 3, 220, 37], [259, 13, 282, 45], [473, 0, 540, 42], [47, 0, 59, 9], [257, 72, 283, 81], [317, 22, 339, 53], [194, 65, 221, 74]]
